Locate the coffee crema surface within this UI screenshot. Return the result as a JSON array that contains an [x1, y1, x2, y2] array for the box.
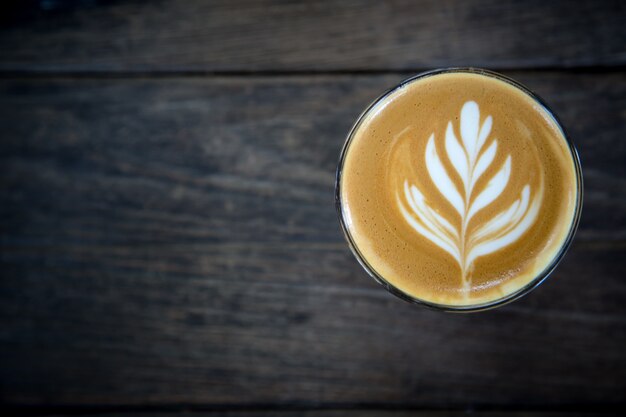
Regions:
[[338, 72, 579, 306]]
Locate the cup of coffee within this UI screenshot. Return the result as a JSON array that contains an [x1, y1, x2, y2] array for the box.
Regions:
[[335, 68, 583, 312]]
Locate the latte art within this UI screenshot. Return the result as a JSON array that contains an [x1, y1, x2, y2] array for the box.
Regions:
[[398, 101, 544, 294], [337, 70, 581, 308]]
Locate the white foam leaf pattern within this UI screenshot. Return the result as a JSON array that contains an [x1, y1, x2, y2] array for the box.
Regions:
[[466, 155, 511, 222], [471, 140, 497, 190], [460, 101, 480, 158], [400, 183, 459, 261], [477, 115, 493, 154], [425, 134, 464, 216], [398, 101, 543, 290], [445, 122, 468, 186]]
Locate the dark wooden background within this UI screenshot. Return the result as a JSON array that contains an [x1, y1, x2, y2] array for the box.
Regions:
[[1, 1, 625, 416]]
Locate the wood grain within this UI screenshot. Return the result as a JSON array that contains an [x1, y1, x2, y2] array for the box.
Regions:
[[0, 0, 624, 73], [1, 73, 625, 407], [1, 73, 625, 245], [1, 242, 625, 407]]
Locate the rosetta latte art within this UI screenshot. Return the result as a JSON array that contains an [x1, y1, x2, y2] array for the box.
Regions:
[[398, 101, 544, 290]]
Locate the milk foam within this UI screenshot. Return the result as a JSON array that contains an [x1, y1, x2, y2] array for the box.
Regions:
[[339, 71, 579, 307], [398, 101, 544, 291]]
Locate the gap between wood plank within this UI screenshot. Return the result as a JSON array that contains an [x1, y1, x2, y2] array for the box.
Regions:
[[5, 402, 626, 415], [1, 240, 625, 252], [0, 65, 625, 80]]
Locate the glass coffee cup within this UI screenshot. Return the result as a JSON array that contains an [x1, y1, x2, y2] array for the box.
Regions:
[[335, 68, 583, 312]]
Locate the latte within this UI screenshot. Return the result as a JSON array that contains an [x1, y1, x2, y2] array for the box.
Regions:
[[336, 69, 582, 310]]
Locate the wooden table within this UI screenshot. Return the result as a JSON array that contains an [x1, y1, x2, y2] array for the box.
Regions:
[[1, 1, 625, 415]]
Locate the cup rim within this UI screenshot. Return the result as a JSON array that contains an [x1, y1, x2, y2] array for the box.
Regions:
[[334, 67, 584, 312]]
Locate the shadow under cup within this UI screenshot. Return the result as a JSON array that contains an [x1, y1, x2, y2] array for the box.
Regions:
[[335, 68, 583, 312]]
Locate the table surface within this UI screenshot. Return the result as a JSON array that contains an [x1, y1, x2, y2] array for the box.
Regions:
[[1, 1, 625, 415]]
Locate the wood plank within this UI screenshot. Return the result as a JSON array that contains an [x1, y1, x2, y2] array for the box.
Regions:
[[1, 243, 625, 406], [1, 73, 625, 407], [0, 0, 624, 72], [1, 73, 624, 245]]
